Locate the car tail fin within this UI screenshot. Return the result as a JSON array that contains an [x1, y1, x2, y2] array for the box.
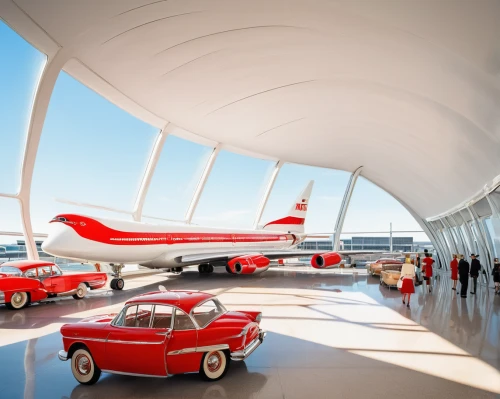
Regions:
[[263, 180, 314, 233]]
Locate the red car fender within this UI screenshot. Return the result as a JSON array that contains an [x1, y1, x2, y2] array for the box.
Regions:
[[0, 277, 48, 303]]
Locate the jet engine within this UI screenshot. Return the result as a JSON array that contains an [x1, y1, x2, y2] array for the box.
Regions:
[[227, 255, 271, 274], [311, 252, 342, 269]]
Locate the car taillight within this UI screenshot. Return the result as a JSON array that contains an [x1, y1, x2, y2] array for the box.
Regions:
[[255, 313, 262, 323]]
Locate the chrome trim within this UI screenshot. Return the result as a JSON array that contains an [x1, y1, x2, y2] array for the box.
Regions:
[[167, 344, 229, 356], [237, 322, 258, 337], [0, 291, 5, 305], [58, 350, 68, 361], [62, 336, 107, 343], [230, 330, 266, 361], [102, 370, 167, 378], [106, 339, 164, 345]]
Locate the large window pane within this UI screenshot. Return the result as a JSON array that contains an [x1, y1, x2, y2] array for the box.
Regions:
[[262, 163, 350, 233], [343, 177, 429, 244], [0, 21, 46, 194], [143, 135, 212, 221], [192, 151, 274, 229], [31, 72, 159, 233], [0, 197, 27, 261]]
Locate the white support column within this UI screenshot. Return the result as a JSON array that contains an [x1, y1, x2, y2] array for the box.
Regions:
[[185, 144, 221, 224], [422, 220, 447, 269], [468, 206, 493, 280], [132, 124, 170, 222], [253, 160, 283, 229], [332, 166, 363, 251], [18, 50, 69, 260]]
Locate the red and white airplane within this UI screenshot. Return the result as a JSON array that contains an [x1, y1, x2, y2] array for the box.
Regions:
[[42, 181, 356, 289]]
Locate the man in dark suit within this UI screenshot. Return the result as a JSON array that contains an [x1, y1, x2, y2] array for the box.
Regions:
[[470, 254, 481, 295], [458, 255, 470, 298]]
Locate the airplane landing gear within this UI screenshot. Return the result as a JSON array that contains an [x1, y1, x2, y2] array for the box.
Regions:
[[198, 264, 214, 274], [109, 263, 125, 291]]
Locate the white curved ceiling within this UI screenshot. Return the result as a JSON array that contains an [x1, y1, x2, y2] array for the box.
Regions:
[[7, 0, 500, 218]]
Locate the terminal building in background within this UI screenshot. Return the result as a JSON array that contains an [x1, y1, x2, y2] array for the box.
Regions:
[[299, 236, 433, 253]]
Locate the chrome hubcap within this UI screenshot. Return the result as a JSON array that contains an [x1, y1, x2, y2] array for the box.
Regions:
[[12, 293, 23, 305], [207, 352, 221, 373], [75, 354, 91, 375]]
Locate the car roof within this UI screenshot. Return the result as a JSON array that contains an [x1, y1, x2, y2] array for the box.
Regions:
[[1, 260, 56, 272], [126, 290, 214, 313]]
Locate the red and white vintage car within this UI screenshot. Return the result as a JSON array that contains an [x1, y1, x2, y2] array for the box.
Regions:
[[0, 260, 107, 310], [58, 290, 265, 384]]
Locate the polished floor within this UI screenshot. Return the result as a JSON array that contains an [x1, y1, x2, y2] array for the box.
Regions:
[[0, 266, 499, 399]]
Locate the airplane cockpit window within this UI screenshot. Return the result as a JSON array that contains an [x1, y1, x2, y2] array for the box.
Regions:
[[51, 216, 68, 222]]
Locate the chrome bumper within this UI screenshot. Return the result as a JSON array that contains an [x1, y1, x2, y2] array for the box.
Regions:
[[58, 350, 68, 361], [231, 330, 266, 361]]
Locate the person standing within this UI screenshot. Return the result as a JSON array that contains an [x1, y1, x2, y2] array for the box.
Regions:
[[400, 255, 416, 307], [422, 253, 434, 293], [450, 254, 458, 291], [458, 255, 470, 298], [470, 254, 481, 295], [492, 258, 500, 295], [415, 254, 422, 286]]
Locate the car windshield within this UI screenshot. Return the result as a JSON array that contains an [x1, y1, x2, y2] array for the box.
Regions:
[[191, 298, 226, 328]]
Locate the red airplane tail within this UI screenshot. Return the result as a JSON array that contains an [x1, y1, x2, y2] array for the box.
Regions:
[[262, 181, 314, 233]]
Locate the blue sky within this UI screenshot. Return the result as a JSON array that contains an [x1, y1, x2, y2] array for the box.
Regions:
[[0, 19, 427, 243]]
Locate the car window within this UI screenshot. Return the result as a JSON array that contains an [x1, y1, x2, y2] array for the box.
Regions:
[[151, 305, 173, 329], [24, 268, 37, 278], [174, 308, 196, 330], [192, 299, 224, 327], [51, 265, 63, 276], [118, 304, 153, 328], [38, 267, 51, 277], [0, 266, 22, 276]]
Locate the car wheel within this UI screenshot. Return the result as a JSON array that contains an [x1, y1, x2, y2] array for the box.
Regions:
[[208, 265, 214, 273], [8, 292, 29, 310], [200, 350, 229, 381], [71, 348, 101, 385], [72, 283, 88, 300], [115, 278, 124, 290]]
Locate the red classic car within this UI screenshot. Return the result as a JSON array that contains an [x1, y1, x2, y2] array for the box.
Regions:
[[0, 260, 107, 310], [58, 289, 266, 384]]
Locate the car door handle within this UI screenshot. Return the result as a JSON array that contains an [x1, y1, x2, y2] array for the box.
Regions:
[[156, 331, 171, 337]]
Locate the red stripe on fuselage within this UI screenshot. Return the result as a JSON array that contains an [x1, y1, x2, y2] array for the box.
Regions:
[[264, 216, 305, 228], [51, 214, 289, 246]]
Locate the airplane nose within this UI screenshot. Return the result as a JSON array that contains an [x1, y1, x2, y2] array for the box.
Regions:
[[41, 223, 72, 257]]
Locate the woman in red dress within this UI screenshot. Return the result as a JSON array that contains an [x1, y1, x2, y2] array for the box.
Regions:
[[450, 254, 458, 290], [400, 256, 415, 308], [422, 254, 434, 293]]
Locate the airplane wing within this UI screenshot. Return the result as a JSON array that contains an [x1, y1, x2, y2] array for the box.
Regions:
[[176, 250, 379, 265]]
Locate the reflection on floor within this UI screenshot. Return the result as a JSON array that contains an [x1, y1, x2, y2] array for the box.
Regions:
[[0, 267, 498, 399]]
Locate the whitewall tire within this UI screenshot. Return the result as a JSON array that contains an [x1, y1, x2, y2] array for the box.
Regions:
[[200, 350, 229, 381], [71, 348, 101, 385], [8, 292, 29, 310], [73, 283, 88, 300]]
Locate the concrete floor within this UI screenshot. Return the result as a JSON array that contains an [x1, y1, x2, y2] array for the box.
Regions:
[[0, 266, 499, 399]]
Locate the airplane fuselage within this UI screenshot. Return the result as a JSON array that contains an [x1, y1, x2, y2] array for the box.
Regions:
[[42, 214, 301, 268]]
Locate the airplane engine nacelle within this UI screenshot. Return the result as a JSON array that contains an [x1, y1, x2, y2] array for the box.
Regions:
[[228, 255, 271, 274], [311, 252, 342, 269]]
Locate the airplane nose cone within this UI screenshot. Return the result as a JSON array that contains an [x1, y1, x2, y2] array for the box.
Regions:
[[42, 223, 73, 257]]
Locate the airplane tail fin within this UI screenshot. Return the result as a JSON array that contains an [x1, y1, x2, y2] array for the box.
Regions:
[[263, 180, 314, 233]]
